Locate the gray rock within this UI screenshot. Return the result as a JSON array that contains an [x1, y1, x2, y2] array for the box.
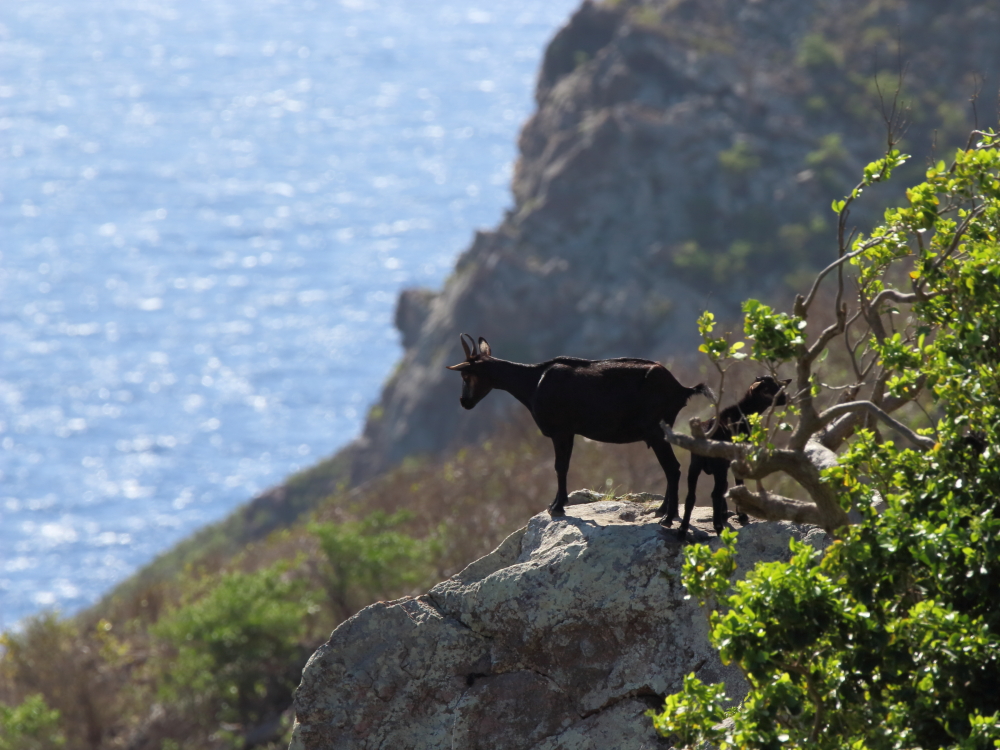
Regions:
[[289, 500, 824, 750], [395, 288, 439, 350]]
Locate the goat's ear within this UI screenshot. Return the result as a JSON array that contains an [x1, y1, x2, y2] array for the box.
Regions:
[[460, 334, 475, 359], [781, 378, 792, 387], [478, 338, 491, 357], [446, 361, 471, 371]]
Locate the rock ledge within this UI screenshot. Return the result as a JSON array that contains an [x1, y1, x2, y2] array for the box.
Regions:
[[289, 500, 825, 750]]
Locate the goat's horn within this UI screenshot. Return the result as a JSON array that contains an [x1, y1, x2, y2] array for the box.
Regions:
[[446, 361, 471, 371], [459, 333, 474, 359]]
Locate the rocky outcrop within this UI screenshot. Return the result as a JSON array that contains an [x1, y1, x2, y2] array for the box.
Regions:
[[289, 499, 827, 750], [349, 0, 1000, 480], [395, 288, 439, 350]]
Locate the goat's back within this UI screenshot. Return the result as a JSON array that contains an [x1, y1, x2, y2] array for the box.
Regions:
[[531, 358, 696, 442]]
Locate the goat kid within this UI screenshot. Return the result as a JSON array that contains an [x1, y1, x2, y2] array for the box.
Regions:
[[446, 334, 712, 518], [672, 375, 790, 538]]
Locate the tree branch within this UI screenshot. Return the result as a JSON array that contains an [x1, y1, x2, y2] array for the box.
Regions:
[[662, 423, 751, 462], [728, 486, 829, 528], [805, 307, 846, 365], [730, 442, 851, 532], [816, 375, 926, 451], [796, 240, 879, 316], [666, 422, 853, 532], [816, 400, 935, 450], [869, 287, 936, 310]]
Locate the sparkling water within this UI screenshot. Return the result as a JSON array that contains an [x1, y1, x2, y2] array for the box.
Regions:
[[0, 0, 579, 629]]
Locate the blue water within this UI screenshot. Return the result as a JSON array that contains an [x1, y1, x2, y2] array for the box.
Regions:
[[0, 0, 579, 629]]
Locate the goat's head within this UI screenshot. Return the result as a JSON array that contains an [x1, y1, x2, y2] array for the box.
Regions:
[[445, 333, 494, 409], [746, 375, 792, 408]]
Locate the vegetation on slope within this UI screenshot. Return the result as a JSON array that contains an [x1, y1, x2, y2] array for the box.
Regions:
[[651, 130, 1000, 748], [0, 412, 711, 749], [5, 2, 1000, 747]]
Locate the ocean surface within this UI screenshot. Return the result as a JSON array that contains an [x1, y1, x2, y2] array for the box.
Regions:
[[0, 0, 580, 630]]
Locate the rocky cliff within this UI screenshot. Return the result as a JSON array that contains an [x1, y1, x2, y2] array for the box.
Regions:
[[289, 499, 827, 749], [349, 0, 1000, 480]]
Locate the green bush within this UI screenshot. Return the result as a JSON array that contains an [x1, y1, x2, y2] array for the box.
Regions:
[[650, 132, 1000, 748], [151, 561, 320, 727], [309, 510, 438, 621], [0, 694, 64, 750]]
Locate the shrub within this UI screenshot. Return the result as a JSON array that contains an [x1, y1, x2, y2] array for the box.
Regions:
[[150, 561, 320, 728], [651, 131, 1000, 748], [0, 694, 64, 750], [309, 510, 438, 621]]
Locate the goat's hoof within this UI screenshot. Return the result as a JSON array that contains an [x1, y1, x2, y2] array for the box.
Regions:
[[658, 516, 674, 528], [713, 525, 726, 535], [675, 527, 689, 542], [548, 507, 566, 517], [737, 513, 749, 526]]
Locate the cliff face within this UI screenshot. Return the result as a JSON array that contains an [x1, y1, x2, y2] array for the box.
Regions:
[[289, 500, 827, 749], [351, 0, 1000, 480]]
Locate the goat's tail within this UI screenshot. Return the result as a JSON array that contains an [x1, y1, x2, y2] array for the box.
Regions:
[[692, 382, 716, 402]]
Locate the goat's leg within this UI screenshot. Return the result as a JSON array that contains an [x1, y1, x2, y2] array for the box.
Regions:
[[548, 433, 574, 516], [709, 467, 730, 535], [733, 477, 749, 526], [675, 457, 702, 539], [647, 433, 681, 521]]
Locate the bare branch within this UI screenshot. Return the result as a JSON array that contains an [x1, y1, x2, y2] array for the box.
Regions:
[[859, 290, 892, 344], [873, 40, 910, 148], [733, 441, 851, 532], [705, 360, 728, 439], [663, 423, 751, 462], [816, 374, 927, 451], [729, 486, 829, 528], [789, 359, 825, 451], [971, 130, 1000, 148], [817, 413, 861, 452], [796, 240, 880, 316], [843, 310, 868, 380], [804, 306, 846, 365], [818, 380, 865, 392], [817, 400, 935, 450], [869, 287, 937, 309], [968, 72, 983, 135]]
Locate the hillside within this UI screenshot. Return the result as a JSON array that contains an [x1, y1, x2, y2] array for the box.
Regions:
[[5, 2, 1000, 749], [98, 0, 1000, 615]]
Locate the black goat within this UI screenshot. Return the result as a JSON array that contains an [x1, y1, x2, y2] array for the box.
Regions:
[[446, 334, 712, 517], [673, 375, 790, 538]]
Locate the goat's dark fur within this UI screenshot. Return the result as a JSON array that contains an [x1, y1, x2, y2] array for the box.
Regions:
[[672, 375, 790, 538], [447, 334, 712, 517]]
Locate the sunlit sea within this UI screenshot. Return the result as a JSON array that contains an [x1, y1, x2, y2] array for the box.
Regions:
[[0, 0, 579, 629]]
